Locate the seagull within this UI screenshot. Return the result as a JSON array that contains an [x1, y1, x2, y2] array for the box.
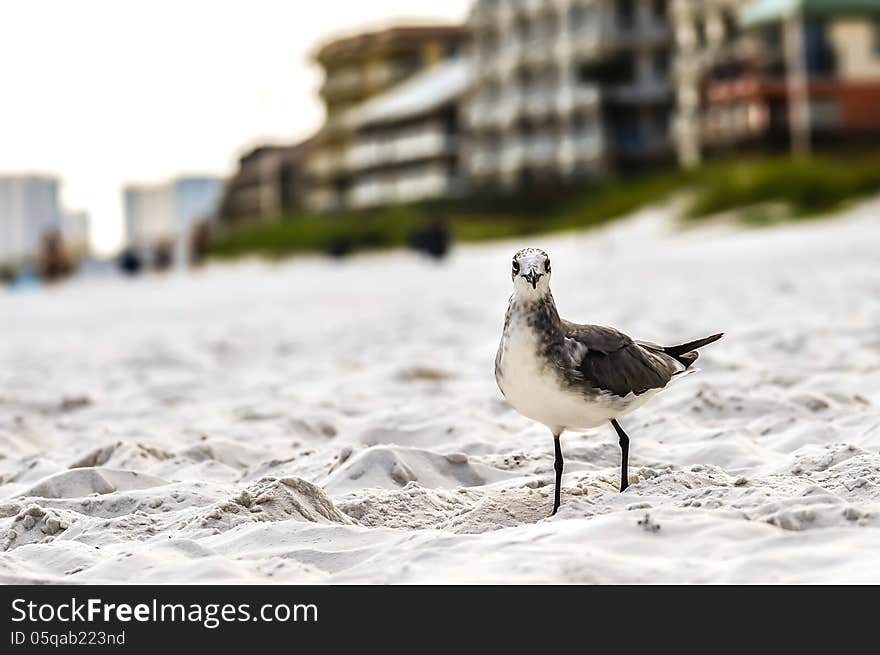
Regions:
[[495, 248, 723, 516]]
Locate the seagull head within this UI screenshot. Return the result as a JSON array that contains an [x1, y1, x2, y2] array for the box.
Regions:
[[511, 248, 551, 295]]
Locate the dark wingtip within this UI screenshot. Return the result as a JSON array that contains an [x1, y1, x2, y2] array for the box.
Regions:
[[691, 332, 724, 349], [665, 332, 725, 359]]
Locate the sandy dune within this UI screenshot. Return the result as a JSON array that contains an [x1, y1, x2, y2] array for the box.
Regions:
[[2, 201, 879, 583]]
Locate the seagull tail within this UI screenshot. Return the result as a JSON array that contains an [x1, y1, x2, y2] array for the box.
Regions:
[[664, 333, 724, 368]]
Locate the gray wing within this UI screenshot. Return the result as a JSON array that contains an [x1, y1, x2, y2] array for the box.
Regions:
[[561, 322, 680, 398]]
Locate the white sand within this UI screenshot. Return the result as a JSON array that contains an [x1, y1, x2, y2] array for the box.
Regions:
[[2, 200, 880, 583]]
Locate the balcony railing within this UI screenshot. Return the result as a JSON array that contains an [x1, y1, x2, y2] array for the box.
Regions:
[[347, 166, 455, 208], [525, 135, 557, 165], [346, 129, 455, 171], [604, 79, 672, 104], [522, 87, 560, 117], [320, 72, 366, 101], [306, 149, 347, 179]]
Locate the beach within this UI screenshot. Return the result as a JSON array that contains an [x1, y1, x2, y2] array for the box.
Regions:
[[2, 201, 879, 584]]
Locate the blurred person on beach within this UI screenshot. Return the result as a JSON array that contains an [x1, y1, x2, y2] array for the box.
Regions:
[[118, 247, 143, 276], [190, 221, 212, 267], [408, 214, 451, 260], [36, 228, 73, 283], [0, 265, 14, 286], [324, 236, 353, 258], [153, 239, 173, 272]]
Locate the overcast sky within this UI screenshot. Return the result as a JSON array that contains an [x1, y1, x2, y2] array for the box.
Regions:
[[0, 0, 470, 254]]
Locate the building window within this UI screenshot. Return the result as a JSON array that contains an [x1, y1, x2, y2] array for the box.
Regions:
[[577, 54, 635, 84], [514, 17, 529, 43], [722, 9, 740, 41], [694, 17, 707, 47], [653, 49, 669, 78], [570, 2, 593, 32], [539, 11, 559, 41], [874, 18, 880, 55], [480, 29, 499, 59], [617, 0, 635, 30], [763, 24, 782, 50], [804, 20, 836, 76], [810, 98, 842, 129], [651, 0, 667, 22], [653, 107, 671, 135]]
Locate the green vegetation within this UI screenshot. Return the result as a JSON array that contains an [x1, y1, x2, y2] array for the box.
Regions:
[[684, 155, 880, 223], [208, 206, 421, 259], [208, 154, 880, 260], [0, 265, 15, 285]]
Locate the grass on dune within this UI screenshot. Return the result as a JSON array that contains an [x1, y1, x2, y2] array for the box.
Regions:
[[684, 155, 880, 223], [207, 154, 880, 260]]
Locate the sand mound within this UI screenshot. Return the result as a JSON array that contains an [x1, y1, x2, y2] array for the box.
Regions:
[[2, 504, 80, 551], [30, 481, 228, 520], [323, 445, 513, 494], [186, 477, 355, 535], [69, 441, 173, 471], [336, 483, 481, 530], [443, 486, 562, 533], [17, 468, 169, 499], [178, 438, 272, 471]]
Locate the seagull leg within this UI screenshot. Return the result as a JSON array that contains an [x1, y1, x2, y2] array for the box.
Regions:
[[610, 419, 629, 492], [552, 433, 563, 516]]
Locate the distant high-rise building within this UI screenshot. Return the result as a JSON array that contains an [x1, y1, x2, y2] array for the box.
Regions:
[[0, 174, 61, 266], [307, 24, 467, 212], [124, 184, 175, 252], [464, 0, 676, 192], [124, 176, 221, 268]]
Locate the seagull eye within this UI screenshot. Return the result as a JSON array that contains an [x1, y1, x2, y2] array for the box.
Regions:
[[545, 260, 551, 273], [512, 261, 520, 273]]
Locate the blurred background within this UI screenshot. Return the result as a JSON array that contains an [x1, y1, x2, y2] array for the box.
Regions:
[[2, 0, 880, 285], [3, 1, 880, 585]]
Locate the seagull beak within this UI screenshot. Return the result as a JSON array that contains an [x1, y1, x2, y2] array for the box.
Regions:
[[522, 270, 543, 289]]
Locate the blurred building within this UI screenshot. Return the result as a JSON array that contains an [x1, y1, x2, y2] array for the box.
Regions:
[[671, 0, 751, 166], [0, 174, 61, 267], [345, 60, 469, 208], [124, 176, 221, 268], [307, 24, 467, 212], [464, 0, 675, 191], [219, 139, 313, 224], [674, 0, 880, 163]]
